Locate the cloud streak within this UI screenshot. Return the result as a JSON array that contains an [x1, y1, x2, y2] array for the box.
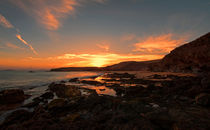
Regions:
[[96, 43, 110, 51], [11, 0, 78, 30], [134, 34, 187, 55], [0, 14, 14, 28], [16, 34, 38, 55], [5, 42, 24, 50], [55, 53, 163, 67], [0, 13, 38, 55], [11, 0, 107, 30]]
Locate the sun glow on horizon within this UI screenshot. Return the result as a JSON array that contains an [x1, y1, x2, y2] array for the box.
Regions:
[[91, 57, 108, 67]]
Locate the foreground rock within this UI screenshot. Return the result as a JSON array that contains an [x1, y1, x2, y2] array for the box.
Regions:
[[49, 83, 81, 98], [195, 93, 210, 106], [0, 89, 28, 104], [1, 72, 210, 129]]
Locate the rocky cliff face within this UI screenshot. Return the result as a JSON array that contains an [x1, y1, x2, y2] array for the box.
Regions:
[[161, 32, 210, 73], [103, 60, 161, 71]]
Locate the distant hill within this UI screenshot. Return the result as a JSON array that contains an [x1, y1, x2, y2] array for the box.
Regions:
[[102, 60, 161, 71], [51, 32, 210, 73], [161, 32, 210, 72], [51, 67, 101, 72]]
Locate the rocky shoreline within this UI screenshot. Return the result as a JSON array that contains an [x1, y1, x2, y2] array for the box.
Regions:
[[0, 72, 210, 129]]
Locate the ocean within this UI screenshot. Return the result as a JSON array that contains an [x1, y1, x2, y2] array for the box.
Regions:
[[0, 70, 102, 97]]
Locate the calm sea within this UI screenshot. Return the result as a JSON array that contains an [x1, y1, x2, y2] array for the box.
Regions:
[[0, 70, 102, 97]]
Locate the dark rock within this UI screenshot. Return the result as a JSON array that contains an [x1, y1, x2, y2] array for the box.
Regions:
[[125, 86, 148, 97], [69, 78, 79, 82], [195, 93, 210, 106], [161, 32, 210, 72], [106, 84, 125, 96], [0, 89, 26, 104], [47, 98, 66, 110], [145, 109, 173, 129], [201, 73, 210, 88], [2, 110, 32, 126], [48, 83, 81, 98], [99, 89, 105, 91], [60, 80, 66, 83], [40, 92, 54, 99], [81, 80, 103, 86], [22, 100, 40, 108], [105, 73, 136, 79]]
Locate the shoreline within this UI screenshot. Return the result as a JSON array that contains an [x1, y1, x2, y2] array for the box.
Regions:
[[0, 71, 210, 129]]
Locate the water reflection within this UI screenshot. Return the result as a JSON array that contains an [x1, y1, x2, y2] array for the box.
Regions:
[[81, 85, 116, 96]]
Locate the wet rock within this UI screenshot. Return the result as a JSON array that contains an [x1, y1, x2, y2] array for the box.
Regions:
[[99, 89, 105, 91], [169, 107, 210, 130], [125, 86, 148, 97], [62, 113, 81, 122], [69, 78, 79, 82], [149, 103, 160, 108], [81, 80, 103, 86], [22, 100, 40, 108], [60, 80, 66, 83], [33, 96, 44, 102], [0, 89, 27, 104], [48, 98, 66, 110], [201, 74, 210, 88], [106, 84, 125, 96], [40, 91, 54, 99], [49, 83, 81, 98], [1, 109, 32, 127], [148, 74, 167, 79], [145, 109, 173, 129], [195, 93, 210, 106], [105, 73, 136, 79]]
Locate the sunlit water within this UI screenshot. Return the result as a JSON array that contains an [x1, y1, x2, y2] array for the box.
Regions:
[[0, 70, 102, 97]]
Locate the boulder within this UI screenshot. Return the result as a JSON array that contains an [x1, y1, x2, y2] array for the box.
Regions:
[[0, 89, 26, 104], [195, 93, 210, 106], [81, 80, 103, 86], [69, 78, 79, 82], [2, 110, 32, 126], [40, 92, 54, 99], [48, 83, 81, 98], [48, 98, 66, 110]]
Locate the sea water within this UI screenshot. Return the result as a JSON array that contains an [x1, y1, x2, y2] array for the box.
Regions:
[[0, 70, 101, 96]]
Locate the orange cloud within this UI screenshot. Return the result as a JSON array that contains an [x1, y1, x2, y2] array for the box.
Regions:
[[16, 34, 38, 55], [96, 43, 110, 51], [0, 14, 14, 28], [11, 0, 77, 30], [5, 43, 24, 50], [134, 34, 187, 54], [55, 53, 163, 67], [0, 52, 163, 69], [11, 0, 107, 30]]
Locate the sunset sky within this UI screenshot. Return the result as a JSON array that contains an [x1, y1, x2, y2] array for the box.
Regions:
[[0, 0, 210, 69]]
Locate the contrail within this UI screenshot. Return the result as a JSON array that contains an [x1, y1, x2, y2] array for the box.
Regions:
[[0, 14, 14, 28], [0, 13, 38, 55], [16, 34, 38, 55]]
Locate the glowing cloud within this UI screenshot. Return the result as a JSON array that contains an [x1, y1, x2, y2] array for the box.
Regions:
[[134, 34, 186, 54], [6, 43, 24, 50], [55, 53, 163, 67], [11, 0, 77, 30], [16, 34, 38, 55], [96, 43, 110, 51], [11, 0, 107, 30], [0, 13, 37, 55], [0, 14, 14, 28]]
